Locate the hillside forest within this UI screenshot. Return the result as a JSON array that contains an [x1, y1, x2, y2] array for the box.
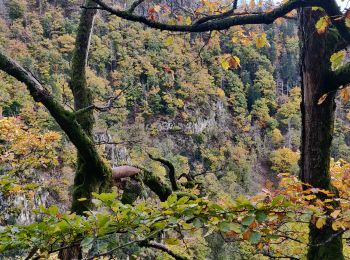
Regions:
[[1, 0, 350, 259]]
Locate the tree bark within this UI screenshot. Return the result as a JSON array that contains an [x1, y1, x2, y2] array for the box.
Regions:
[[299, 7, 343, 259], [69, 0, 111, 215]]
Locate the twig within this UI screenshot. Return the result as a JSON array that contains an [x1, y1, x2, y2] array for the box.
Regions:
[[84, 230, 163, 260]]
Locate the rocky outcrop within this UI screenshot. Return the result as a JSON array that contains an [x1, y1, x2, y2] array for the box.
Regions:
[[0, 0, 7, 20]]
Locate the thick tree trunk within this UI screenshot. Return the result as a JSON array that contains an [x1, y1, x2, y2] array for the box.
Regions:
[[299, 7, 343, 259], [69, 0, 111, 215]]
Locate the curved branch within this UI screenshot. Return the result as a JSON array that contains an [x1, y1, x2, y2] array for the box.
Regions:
[[148, 153, 179, 191], [193, 0, 238, 25], [128, 0, 145, 13], [140, 241, 189, 260], [92, 0, 322, 32], [138, 169, 173, 201], [0, 51, 111, 219], [0, 52, 107, 175]]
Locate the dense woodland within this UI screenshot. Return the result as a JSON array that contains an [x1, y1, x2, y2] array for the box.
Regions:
[[1, 0, 350, 259]]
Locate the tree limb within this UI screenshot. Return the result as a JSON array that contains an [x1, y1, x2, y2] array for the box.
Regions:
[[141, 241, 189, 260], [84, 230, 163, 260], [92, 0, 324, 32], [128, 0, 145, 13], [70, 0, 97, 135], [148, 153, 179, 191], [193, 0, 238, 25], [0, 50, 110, 200]]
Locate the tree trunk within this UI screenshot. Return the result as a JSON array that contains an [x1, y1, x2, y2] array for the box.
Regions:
[[69, 0, 111, 215], [299, 7, 343, 259], [59, 1, 111, 259]]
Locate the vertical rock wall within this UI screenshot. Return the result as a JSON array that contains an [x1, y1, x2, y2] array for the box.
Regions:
[[0, 0, 8, 20]]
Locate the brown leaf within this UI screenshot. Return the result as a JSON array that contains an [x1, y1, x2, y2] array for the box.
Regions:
[[317, 93, 328, 105], [339, 88, 350, 103], [242, 230, 250, 240]]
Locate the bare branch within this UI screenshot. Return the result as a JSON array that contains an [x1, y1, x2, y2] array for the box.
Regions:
[[128, 0, 145, 13], [193, 0, 238, 25], [141, 241, 189, 260], [84, 230, 163, 260], [74, 90, 125, 116]]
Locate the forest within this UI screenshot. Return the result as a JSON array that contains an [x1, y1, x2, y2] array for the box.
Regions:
[[1, 0, 350, 259]]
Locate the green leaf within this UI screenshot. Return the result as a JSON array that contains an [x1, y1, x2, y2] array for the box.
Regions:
[[81, 237, 94, 254], [242, 216, 255, 226], [209, 203, 224, 212], [152, 221, 167, 230], [48, 205, 58, 216], [248, 231, 261, 244], [255, 211, 267, 223], [97, 213, 110, 228], [218, 222, 232, 232], [164, 237, 180, 245], [92, 192, 117, 205], [271, 195, 284, 207], [177, 196, 190, 205], [235, 195, 253, 208], [218, 222, 241, 233], [193, 218, 203, 228], [167, 194, 177, 205]]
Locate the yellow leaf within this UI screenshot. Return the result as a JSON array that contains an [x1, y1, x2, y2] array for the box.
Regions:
[[221, 59, 230, 70], [185, 16, 192, 25], [332, 220, 343, 231], [345, 18, 350, 28], [303, 194, 316, 200], [312, 6, 324, 11], [316, 218, 326, 229], [231, 37, 239, 43], [9, 185, 22, 192], [339, 88, 350, 103], [330, 209, 341, 219], [164, 36, 174, 46], [255, 33, 268, 48], [330, 50, 345, 70], [78, 198, 87, 202], [315, 16, 330, 34]]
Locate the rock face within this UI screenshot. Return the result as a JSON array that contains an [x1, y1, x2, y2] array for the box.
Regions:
[[0, 0, 7, 20]]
